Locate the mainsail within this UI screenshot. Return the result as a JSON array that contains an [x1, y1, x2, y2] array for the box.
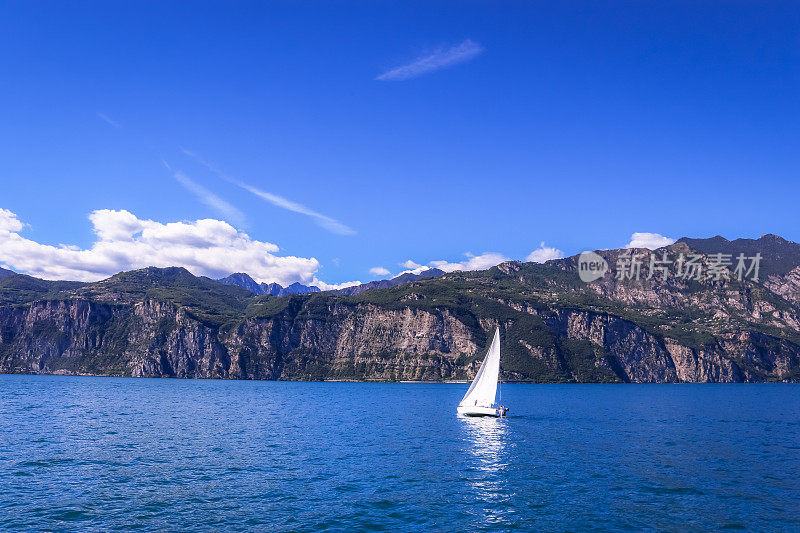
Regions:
[[459, 329, 501, 408]]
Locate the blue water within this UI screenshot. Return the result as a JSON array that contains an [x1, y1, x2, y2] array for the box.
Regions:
[[1, 376, 799, 531]]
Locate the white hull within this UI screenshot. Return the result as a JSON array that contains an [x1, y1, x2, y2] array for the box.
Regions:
[[457, 405, 508, 417]]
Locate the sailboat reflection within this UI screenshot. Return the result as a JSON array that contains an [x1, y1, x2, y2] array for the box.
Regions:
[[461, 416, 509, 474], [459, 416, 514, 527]]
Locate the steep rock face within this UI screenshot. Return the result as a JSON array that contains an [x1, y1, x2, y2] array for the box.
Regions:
[[220, 304, 479, 381], [540, 308, 800, 383], [0, 300, 119, 374], [765, 267, 800, 306], [324, 305, 477, 380], [0, 300, 481, 381], [663, 342, 742, 382], [543, 309, 739, 382], [128, 300, 232, 379], [1, 295, 798, 382]]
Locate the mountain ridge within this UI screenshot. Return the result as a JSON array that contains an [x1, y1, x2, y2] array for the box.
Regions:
[[217, 268, 446, 297], [334, 268, 445, 296], [217, 273, 322, 297], [677, 234, 800, 277]]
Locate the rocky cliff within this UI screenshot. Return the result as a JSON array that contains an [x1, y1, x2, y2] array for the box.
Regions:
[[0, 297, 477, 380], [1, 235, 799, 382]]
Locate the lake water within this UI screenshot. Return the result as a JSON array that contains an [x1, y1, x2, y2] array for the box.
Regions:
[[1, 375, 798, 531]]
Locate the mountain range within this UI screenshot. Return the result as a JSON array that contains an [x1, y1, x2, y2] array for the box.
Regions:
[[217, 273, 322, 297], [217, 268, 445, 297], [333, 268, 445, 295], [1, 234, 799, 382]]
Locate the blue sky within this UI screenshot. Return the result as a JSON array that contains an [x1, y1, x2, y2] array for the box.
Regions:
[[1, 1, 798, 286]]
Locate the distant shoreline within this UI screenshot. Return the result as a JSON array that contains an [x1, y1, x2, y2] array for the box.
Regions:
[[1, 373, 796, 384]]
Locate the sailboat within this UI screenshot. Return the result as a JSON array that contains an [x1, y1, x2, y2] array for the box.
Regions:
[[457, 328, 509, 417]]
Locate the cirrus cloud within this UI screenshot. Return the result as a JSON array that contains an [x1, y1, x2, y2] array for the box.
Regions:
[[0, 208, 354, 288], [172, 170, 246, 228], [376, 39, 484, 81], [181, 149, 355, 236]]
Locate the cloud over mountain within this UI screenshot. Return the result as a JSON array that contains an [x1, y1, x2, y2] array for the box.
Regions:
[[429, 252, 509, 273], [625, 232, 676, 250], [0, 208, 352, 288], [526, 242, 564, 263]]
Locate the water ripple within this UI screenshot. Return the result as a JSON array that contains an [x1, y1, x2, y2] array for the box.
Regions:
[[0, 377, 799, 531]]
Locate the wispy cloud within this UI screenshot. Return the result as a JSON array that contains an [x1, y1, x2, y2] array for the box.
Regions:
[[376, 39, 484, 81], [172, 170, 246, 228], [182, 149, 355, 236], [97, 112, 122, 129], [238, 182, 355, 236]]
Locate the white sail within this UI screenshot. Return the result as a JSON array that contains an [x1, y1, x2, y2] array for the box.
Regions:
[[459, 329, 501, 408]]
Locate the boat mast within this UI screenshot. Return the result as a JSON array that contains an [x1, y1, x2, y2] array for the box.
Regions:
[[498, 330, 503, 416]]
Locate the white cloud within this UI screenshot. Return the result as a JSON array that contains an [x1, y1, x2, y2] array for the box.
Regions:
[[393, 260, 431, 277], [625, 232, 676, 250], [526, 242, 564, 263], [400, 260, 423, 270], [369, 266, 391, 276], [172, 171, 246, 227], [311, 279, 362, 291], [429, 252, 509, 273], [0, 208, 25, 233], [397, 252, 509, 276], [0, 208, 354, 288], [376, 39, 484, 81], [396, 267, 430, 277], [182, 149, 355, 236]]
